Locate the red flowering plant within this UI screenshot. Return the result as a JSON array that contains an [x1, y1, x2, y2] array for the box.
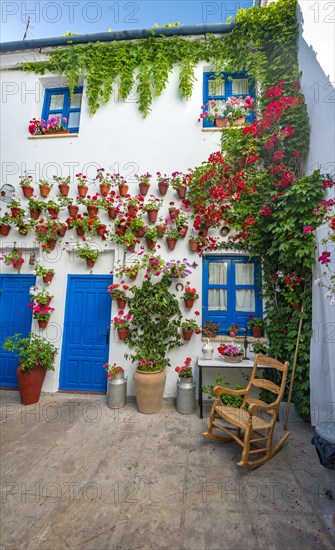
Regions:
[[76, 194, 104, 208], [107, 283, 130, 300], [95, 168, 114, 188], [103, 362, 124, 378], [111, 311, 132, 329], [30, 304, 55, 321], [181, 318, 201, 332], [1, 249, 24, 267], [182, 286, 199, 300], [175, 357, 193, 378], [35, 219, 60, 245], [270, 271, 305, 305], [76, 173, 90, 187], [28, 115, 68, 135], [199, 96, 254, 124], [66, 214, 100, 234], [137, 359, 163, 372], [218, 343, 243, 358]]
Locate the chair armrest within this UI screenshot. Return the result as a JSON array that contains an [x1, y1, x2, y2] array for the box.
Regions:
[[248, 402, 279, 415], [213, 386, 247, 397]]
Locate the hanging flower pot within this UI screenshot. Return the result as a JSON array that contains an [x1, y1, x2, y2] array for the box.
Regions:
[[16, 364, 46, 405], [176, 185, 187, 199], [158, 182, 169, 196], [116, 298, 126, 310], [13, 260, 22, 270], [157, 225, 166, 238], [57, 225, 67, 237], [39, 185, 51, 198], [58, 184, 70, 196], [108, 207, 116, 220], [214, 118, 230, 128], [184, 298, 195, 309], [18, 226, 29, 235], [76, 227, 85, 237], [252, 327, 263, 338], [147, 210, 158, 223], [116, 224, 126, 236], [100, 183, 109, 196], [0, 224, 11, 236], [38, 319, 49, 329], [29, 209, 41, 220], [87, 205, 98, 218], [179, 226, 188, 238], [128, 205, 138, 216], [78, 185, 88, 198], [97, 224, 107, 237], [11, 207, 21, 217], [117, 328, 129, 341], [68, 205, 79, 217], [86, 258, 95, 268], [136, 227, 145, 237], [22, 185, 34, 198], [188, 239, 198, 252], [166, 237, 177, 251], [43, 272, 54, 284], [169, 208, 178, 222], [128, 272, 138, 281], [127, 243, 136, 252], [198, 225, 209, 237], [145, 238, 156, 250], [46, 240, 57, 251], [139, 183, 150, 196], [182, 329, 194, 341], [134, 369, 166, 414], [37, 297, 52, 307], [119, 184, 129, 197], [47, 208, 59, 219]]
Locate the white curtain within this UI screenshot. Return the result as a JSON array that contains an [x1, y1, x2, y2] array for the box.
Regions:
[[235, 264, 255, 311], [208, 263, 227, 310], [209, 262, 227, 284], [236, 290, 255, 312], [232, 78, 249, 95], [208, 289, 227, 311], [310, 225, 335, 426]]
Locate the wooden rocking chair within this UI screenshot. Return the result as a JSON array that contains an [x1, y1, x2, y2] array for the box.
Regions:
[[203, 355, 290, 468]]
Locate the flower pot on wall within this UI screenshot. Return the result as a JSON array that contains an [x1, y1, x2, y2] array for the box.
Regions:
[[147, 210, 158, 223], [116, 298, 126, 310], [100, 184, 109, 196], [11, 207, 21, 217], [156, 225, 166, 238], [58, 184, 70, 196], [176, 185, 187, 200], [13, 261, 22, 270], [166, 238, 177, 251], [179, 227, 188, 238], [22, 185, 34, 198], [87, 206, 98, 218], [184, 298, 195, 309], [68, 205, 79, 217], [182, 329, 193, 341], [134, 369, 166, 414], [139, 183, 150, 196], [119, 184, 129, 197], [0, 224, 11, 236], [43, 273, 54, 284], [76, 227, 85, 237], [214, 118, 230, 128], [86, 259, 95, 268], [127, 243, 136, 252], [97, 224, 107, 237], [17, 364, 46, 405], [158, 182, 168, 196], [46, 240, 57, 251], [29, 209, 41, 220], [127, 206, 138, 216], [198, 225, 208, 237], [117, 328, 129, 341], [57, 225, 67, 237], [38, 320, 49, 329], [145, 238, 156, 250], [78, 185, 88, 198], [108, 207, 116, 220], [47, 208, 59, 219], [188, 239, 198, 252], [39, 185, 51, 198]]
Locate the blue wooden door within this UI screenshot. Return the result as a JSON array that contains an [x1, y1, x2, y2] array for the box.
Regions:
[[59, 275, 112, 392], [0, 275, 35, 387]]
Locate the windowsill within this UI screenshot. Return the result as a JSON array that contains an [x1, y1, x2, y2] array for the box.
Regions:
[[28, 133, 79, 139], [202, 336, 268, 344], [202, 126, 245, 132]]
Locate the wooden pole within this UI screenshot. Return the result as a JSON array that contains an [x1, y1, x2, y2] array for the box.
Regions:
[[283, 304, 304, 430]]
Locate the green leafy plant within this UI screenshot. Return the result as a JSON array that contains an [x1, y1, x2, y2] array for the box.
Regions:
[[247, 316, 264, 329], [202, 373, 244, 407], [29, 286, 53, 305], [252, 342, 268, 355], [33, 264, 55, 277], [2, 333, 58, 372], [74, 240, 101, 262]]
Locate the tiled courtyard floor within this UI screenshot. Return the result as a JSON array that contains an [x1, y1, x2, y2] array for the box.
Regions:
[[0, 391, 334, 550]]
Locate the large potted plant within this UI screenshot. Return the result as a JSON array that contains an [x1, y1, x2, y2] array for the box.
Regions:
[[125, 276, 183, 413], [2, 333, 58, 405]]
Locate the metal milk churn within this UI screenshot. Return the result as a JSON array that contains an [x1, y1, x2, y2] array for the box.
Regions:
[[176, 376, 196, 414], [107, 372, 127, 409]]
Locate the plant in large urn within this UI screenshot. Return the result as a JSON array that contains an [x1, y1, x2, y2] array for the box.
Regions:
[[2, 333, 58, 405], [125, 275, 183, 413]]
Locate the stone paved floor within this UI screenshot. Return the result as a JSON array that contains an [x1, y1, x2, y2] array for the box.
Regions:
[[0, 391, 334, 550]]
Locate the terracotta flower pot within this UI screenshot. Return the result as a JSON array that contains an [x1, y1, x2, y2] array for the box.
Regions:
[[188, 239, 198, 252], [119, 184, 129, 197], [176, 185, 186, 199], [16, 364, 46, 405], [139, 183, 150, 196], [128, 206, 138, 216], [214, 118, 230, 128], [42, 273, 54, 284], [76, 227, 85, 237], [58, 184, 69, 196], [29, 209, 41, 220], [97, 224, 107, 237], [292, 303, 302, 312], [116, 298, 126, 310], [46, 240, 57, 251], [38, 320, 49, 329], [18, 226, 28, 235], [179, 226, 188, 238], [147, 210, 158, 223], [169, 209, 178, 222], [47, 208, 59, 219], [134, 369, 166, 414], [0, 224, 11, 236], [11, 207, 21, 217], [108, 207, 116, 220], [39, 185, 51, 198], [116, 225, 126, 236], [184, 298, 195, 309], [157, 225, 166, 238], [68, 205, 79, 217], [158, 182, 169, 196], [128, 272, 138, 281], [252, 327, 263, 338], [37, 297, 52, 307], [100, 184, 109, 196], [78, 185, 88, 198], [145, 238, 156, 250], [22, 185, 34, 198], [87, 205, 98, 218], [13, 260, 23, 270], [182, 329, 193, 341], [127, 243, 136, 252], [198, 225, 208, 237], [117, 328, 129, 341], [136, 227, 145, 237], [166, 237, 177, 250], [86, 258, 95, 268], [57, 225, 67, 237]]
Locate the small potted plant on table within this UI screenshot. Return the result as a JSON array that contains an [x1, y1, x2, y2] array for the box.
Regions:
[[247, 315, 264, 338]]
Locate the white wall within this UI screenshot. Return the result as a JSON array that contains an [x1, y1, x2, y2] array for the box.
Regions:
[[1, 50, 240, 397]]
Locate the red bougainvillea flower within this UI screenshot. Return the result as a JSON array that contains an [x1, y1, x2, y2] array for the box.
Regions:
[[303, 226, 314, 234]]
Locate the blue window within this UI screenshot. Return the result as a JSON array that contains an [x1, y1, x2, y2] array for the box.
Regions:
[[202, 72, 254, 128], [202, 256, 262, 334], [42, 87, 83, 133]]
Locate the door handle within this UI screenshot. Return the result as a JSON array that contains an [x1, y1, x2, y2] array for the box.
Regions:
[[106, 326, 110, 345]]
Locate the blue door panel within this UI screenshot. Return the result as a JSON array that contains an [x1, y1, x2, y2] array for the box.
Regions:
[[59, 275, 112, 391], [0, 275, 35, 387]]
